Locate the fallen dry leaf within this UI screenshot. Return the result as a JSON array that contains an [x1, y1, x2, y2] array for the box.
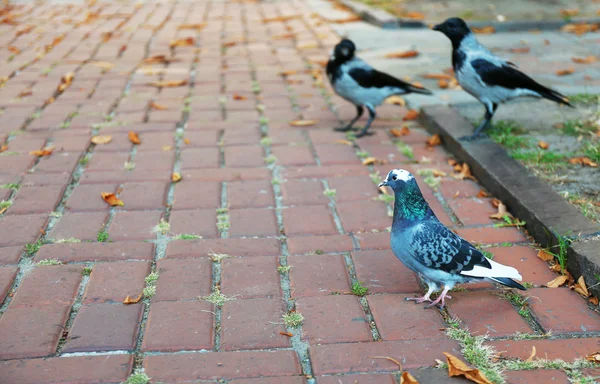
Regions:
[[329, 15, 362, 24], [149, 101, 168, 110], [538, 141, 549, 150], [589, 296, 599, 306], [8, 45, 20, 54], [57, 72, 74, 93], [561, 23, 599, 36], [572, 56, 597, 64], [444, 352, 492, 384], [369, 356, 403, 371], [569, 156, 598, 167], [422, 73, 452, 80], [560, 8, 580, 17], [510, 47, 531, 54], [279, 70, 298, 76], [401, 371, 419, 384], [403, 110, 419, 121], [233, 93, 247, 101], [525, 346, 536, 362], [279, 331, 293, 337], [490, 202, 513, 220], [289, 120, 317, 127], [385, 95, 406, 106], [555, 68, 575, 76], [91, 135, 112, 145], [170, 37, 195, 47], [427, 134, 442, 147], [537, 250, 555, 262], [177, 23, 206, 30], [448, 159, 458, 166], [18, 90, 32, 98], [573, 275, 589, 297], [90, 61, 114, 71], [432, 170, 447, 177], [147, 80, 187, 88], [391, 126, 410, 137], [30, 147, 54, 157], [123, 293, 142, 304], [162, 145, 173, 151], [183, 138, 191, 145], [273, 33, 295, 40], [101, 192, 124, 207], [0, 145, 8, 153], [477, 190, 489, 198], [403, 11, 425, 20], [385, 50, 419, 59], [128, 131, 141, 145], [472, 26, 496, 34], [262, 15, 301, 23], [438, 79, 449, 89], [587, 351, 600, 363], [172, 172, 182, 182], [546, 275, 568, 288], [362, 157, 387, 166], [453, 163, 476, 181], [335, 139, 353, 145], [143, 55, 179, 64]]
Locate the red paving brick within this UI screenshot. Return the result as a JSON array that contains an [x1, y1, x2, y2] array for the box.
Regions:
[[503, 370, 570, 384], [1, 2, 598, 381], [143, 301, 214, 352]]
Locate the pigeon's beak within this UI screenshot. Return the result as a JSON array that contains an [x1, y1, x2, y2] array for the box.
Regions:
[[378, 180, 388, 188]]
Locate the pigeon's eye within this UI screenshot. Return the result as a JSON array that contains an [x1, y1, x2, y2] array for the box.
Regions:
[[392, 175, 397, 180]]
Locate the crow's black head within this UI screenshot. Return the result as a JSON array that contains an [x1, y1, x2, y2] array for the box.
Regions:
[[332, 38, 356, 61], [433, 18, 471, 47]]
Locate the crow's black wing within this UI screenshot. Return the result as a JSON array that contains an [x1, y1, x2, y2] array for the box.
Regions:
[[348, 67, 432, 95]]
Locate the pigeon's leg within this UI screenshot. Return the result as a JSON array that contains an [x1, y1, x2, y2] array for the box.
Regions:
[[335, 105, 364, 132], [355, 106, 376, 138], [425, 286, 452, 310], [405, 283, 437, 304], [461, 103, 498, 141]]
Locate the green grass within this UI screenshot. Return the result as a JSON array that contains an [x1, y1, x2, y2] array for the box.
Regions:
[[580, 141, 600, 163], [396, 141, 414, 161], [568, 93, 599, 105], [323, 189, 336, 198], [501, 291, 532, 320], [175, 233, 202, 240], [488, 120, 530, 150], [351, 281, 368, 297], [97, 229, 110, 242], [25, 239, 43, 255], [563, 193, 600, 223], [201, 288, 235, 307], [82, 266, 93, 276], [0, 183, 19, 190], [124, 368, 150, 384], [37, 258, 62, 266], [0, 200, 12, 210], [546, 229, 572, 273], [277, 265, 291, 274], [560, 119, 598, 137], [283, 312, 304, 328], [153, 219, 170, 235]]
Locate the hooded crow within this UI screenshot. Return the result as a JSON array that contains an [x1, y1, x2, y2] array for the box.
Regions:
[[433, 18, 573, 140], [326, 38, 433, 138]]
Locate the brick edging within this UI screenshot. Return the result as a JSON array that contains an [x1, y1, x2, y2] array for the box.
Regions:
[[420, 104, 600, 297], [341, 0, 600, 32]]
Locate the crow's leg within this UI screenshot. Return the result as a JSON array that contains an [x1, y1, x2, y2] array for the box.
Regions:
[[425, 286, 452, 309], [334, 105, 363, 132], [355, 106, 376, 137], [405, 283, 437, 304], [460, 103, 498, 141]]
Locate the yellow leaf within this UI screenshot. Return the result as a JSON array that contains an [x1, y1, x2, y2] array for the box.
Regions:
[[432, 170, 447, 177], [538, 141, 549, 150], [90, 61, 114, 70], [57, 72, 74, 93], [555, 68, 575, 76], [537, 250, 555, 262], [177, 23, 207, 30], [427, 134, 442, 147], [438, 79, 449, 89], [147, 80, 188, 88], [335, 139, 353, 145], [150, 101, 168, 110], [101, 192, 124, 207], [329, 15, 362, 24], [297, 41, 318, 50], [452, 163, 476, 181], [385, 95, 406, 106], [422, 73, 452, 80], [289, 120, 317, 127], [472, 26, 496, 34], [162, 145, 173, 151], [183, 138, 191, 145], [123, 293, 142, 304], [172, 172, 182, 182], [385, 50, 419, 59], [401, 371, 419, 384], [170, 37, 195, 47], [391, 126, 410, 137], [143, 55, 179, 64], [571, 56, 596, 64], [30, 146, 54, 157], [128, 131, 141, 145], [403, 11, 425, 20], [91, 135, 112, 145], [546, 275, 568, 288], [573, 275, 589, 297], [444, 352, 492, 384], [0, 145, 8, 153], [490, 202, 512, 220]]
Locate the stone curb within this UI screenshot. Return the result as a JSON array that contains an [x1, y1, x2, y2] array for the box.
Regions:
[[341, 0, 600, 32], [420, 104, 600, 298]]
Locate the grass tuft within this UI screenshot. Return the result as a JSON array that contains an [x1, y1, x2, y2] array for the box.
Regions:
[[201, 288, 235, 307], [37, 258, 62, 266], [351, 281, 368, 296], [123, 368, 151, 384], [153, 219, 170, 235], [283, 311, 304, 328], [25, 239, 43, 255], [277, 265, 291, 274]]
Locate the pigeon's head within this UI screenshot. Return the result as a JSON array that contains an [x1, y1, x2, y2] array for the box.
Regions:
[[378, 169, 416, 192], [432, 18, 471, 44], [332, 38, 356, 61]]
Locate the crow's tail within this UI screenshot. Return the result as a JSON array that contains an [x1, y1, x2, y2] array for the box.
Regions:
[[490, 277, 527, 291]]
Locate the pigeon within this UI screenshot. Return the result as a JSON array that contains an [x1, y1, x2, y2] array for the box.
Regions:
[[326, 38, 433, 137], [378, 168, 525, 309], [433, 18, 573, 140]]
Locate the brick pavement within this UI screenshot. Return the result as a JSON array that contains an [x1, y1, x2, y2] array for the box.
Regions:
[[0, 1, 599, 383]]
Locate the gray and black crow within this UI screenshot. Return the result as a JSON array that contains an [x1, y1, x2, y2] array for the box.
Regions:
[[433, 18, 573, 140], [326, 39, 433, 138]]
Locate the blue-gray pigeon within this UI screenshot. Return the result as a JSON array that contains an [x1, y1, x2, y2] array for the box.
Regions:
[[326, 38, 432, 138], [379, 168, 526, 309]]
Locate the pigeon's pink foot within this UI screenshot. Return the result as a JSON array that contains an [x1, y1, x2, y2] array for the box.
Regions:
[[425, 287, 451, 309], [405, 296, 432, 304]]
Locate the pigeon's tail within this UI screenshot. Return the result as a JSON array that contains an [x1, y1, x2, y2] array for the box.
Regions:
[[535, 86, 574, 108], [489, 277, 527, 291], [404, 84, 433, 95]]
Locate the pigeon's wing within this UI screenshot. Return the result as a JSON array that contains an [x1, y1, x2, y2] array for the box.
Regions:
[[471, 58, 571, 105], [348, 67, 433, 95], [410, 221, 491, 274]]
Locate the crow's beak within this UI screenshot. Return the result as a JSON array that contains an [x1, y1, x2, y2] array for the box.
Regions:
[[432, 23, 442, 31], [378, 180, 388, 188]]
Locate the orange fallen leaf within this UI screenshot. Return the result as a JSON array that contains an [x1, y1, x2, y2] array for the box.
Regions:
[[128, 131, 141, 145], [453, 163, 476, 181], [385, 50, 419, 59], [369, 356, 403, 370], [525, 346, 537, 362], [279, 70, 298, 76], [101, 192, 124, 207], [233, 93, 247, 100], [569, 156, 598, 167], [18, 90, 32, 98], [289, 120, 317, 127], [537, 250, 554, 262], [147, 80, 188, 88], [143, 55, 179, 64], [560, 8, 579, 17], [538, 141, 549, 150], [183, 138, 190, 145], [123, 293, 142, 304], [170, 37, 195, 47], [490, 198, 501, 208], [57, 72, 74, 93], [426, 134, 442, 147], [561, 23, 599, 35], [472, 26, 496, 34], [490, 202, 513, 220], [262, 15, 301, 23], [423, 73, 452, 80], [444, 352, 492, 384], [279, 331, 293, 337], [555, 68, 575, 76], [273, 33, 295, 40], [572, 56, 597, 64], [448, 159, 458, 167], [385, 95, 406, 106], [573, 275, 589, 297], [391, 126, 410, 137], [403, 110, 419, 121], [546, 275, 568, 288], [362, 157, 387, 166], [8, 45, 20, 54], [335, 139, 353, 145], [438, 79, 449, 89], [329, 15, 362, 24], [401, 371, 419, 384], [477, 190, 489, 198], [177, 23, 206, 30], [589, 296, 599, 305], [172, 172, 182, 182], [432, 170, 447, 177], [91, 135, 112, 145], [0, 144, 8, 153], [510, 47, 530, 54], [149, 101, 168, 110], [403, 11, 425, 20], [30, 147, 54, 157]]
